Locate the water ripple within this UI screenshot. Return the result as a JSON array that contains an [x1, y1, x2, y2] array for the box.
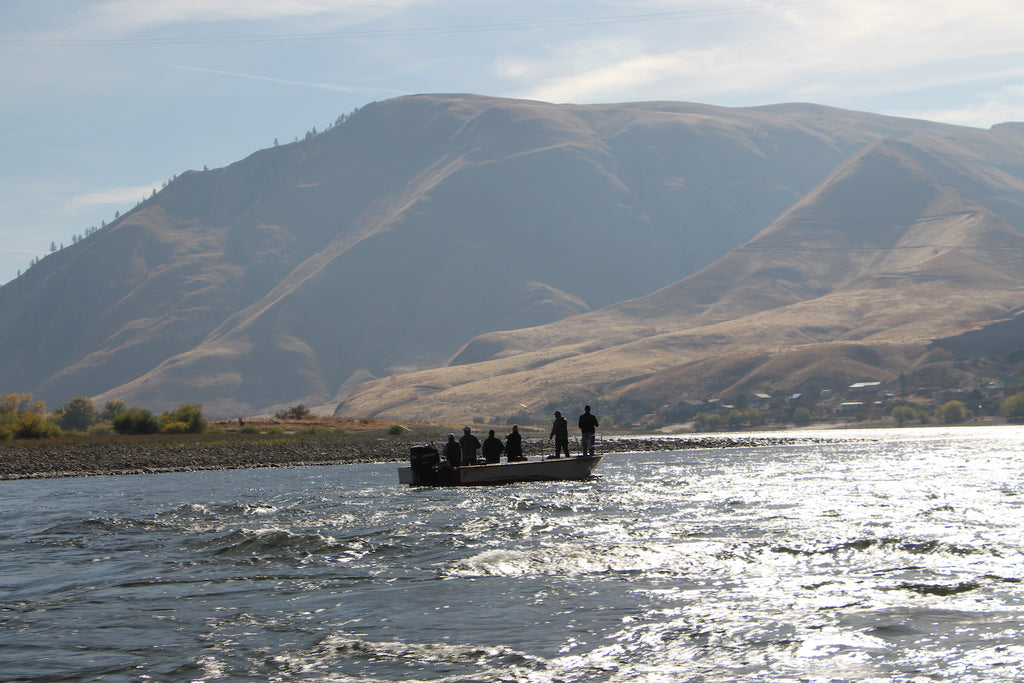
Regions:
[[2, 426, 1024, 681]]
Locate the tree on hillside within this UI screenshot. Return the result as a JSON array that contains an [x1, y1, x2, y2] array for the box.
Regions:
[[53, 397, 99, 432], [99, 400, 128, 422], [1, 393, 45, 415], [275, 404, 311, 420]]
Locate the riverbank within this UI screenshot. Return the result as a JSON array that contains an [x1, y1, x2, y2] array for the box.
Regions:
[[0, 433, 813, 480]]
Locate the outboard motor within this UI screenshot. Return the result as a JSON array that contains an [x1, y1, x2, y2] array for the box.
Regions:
[[409, 444, 450, 485]]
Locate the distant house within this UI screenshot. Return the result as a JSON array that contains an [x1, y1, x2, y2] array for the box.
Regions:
[[839, 401, 865, 415], [932, 388, 968, 404], [848, 381, 883, 395], [982, 380, 1008, 399]]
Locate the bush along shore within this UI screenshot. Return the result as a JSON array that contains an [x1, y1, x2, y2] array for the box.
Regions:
[[0, 432, 815, 481]]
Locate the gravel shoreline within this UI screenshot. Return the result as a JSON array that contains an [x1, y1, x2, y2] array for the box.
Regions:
[[0, 433, 814, 481]]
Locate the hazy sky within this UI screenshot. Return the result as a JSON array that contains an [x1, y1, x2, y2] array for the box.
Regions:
[[2, 0, 1023, 284]]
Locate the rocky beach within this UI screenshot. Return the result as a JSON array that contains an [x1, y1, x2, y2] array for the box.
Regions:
[[0, 433, 813, 480]]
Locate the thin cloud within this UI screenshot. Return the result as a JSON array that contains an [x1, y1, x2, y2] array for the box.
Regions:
[[89, 0, 418, 33], [12, 0, 426, 45], [67, 183, 163, 210], [907, 84, 1024, 128], [170, 65, 403, 95], [507, 0, 1024, 123]]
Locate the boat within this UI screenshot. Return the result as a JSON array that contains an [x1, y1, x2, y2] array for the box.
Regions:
[[398, 445, 604, 486]]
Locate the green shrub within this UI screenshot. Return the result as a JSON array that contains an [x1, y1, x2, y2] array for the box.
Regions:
[[387, 424, 406, 435], [725, 408, 764, 428], [1000, 393, 1024, 421], [12, 412, 62, 439], [160, 404, 206, 434], [112, 407, 160, 435], [160, 420, 191, 434], [239, 425, 261, 434], [692, 412, 723, 431], [937, 400, 971, 424], [1, 393, 58, 439], [892, 405, 914, 426]]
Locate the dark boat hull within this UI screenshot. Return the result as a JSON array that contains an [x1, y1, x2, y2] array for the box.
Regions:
[[398, 455, 603, 486]]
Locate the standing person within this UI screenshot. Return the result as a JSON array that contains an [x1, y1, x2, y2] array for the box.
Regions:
[[505, 424, 525, 461], [459, 426, 481, 466], [578, 405, 599, 456], [442, 433, 461, 468], [549, 411, 570, 458], [481, 429, 504, 464]]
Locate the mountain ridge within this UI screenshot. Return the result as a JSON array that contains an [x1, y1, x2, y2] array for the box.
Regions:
[[335, 115, 1024, 422], [2, 94, 1022, 420]]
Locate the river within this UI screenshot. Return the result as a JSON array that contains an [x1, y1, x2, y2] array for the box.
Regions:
[[1, 425, 1022, 682]]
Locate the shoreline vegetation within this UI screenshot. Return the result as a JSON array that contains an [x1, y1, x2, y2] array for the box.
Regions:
[[0, 418, 827, 481], [5, 393, 1020, 481]]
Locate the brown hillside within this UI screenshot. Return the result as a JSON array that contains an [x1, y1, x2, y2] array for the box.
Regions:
[[336, 128, 1024, 422], [2, 95, 1021, 420]]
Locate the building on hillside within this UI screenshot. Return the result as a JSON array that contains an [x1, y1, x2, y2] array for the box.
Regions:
[[848, 381, 883, 396], [838, 401, 866, 416], [932, 388, 968, 405], [982, 380, 1008, 399]]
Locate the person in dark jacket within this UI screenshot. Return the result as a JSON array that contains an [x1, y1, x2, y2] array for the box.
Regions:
[[481, 429, 504, 463], [578, 405, 599, 456], [442, 433, 461, 468], [459, 426, 481, 466], [505, 424, 525, 461], [549, 411, 570, 458]]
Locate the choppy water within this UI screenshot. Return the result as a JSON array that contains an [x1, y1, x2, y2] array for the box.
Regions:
[[2, 426, 1023, 682]]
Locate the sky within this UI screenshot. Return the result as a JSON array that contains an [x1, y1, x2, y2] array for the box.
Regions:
[[2, 0, 1024, 285]]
